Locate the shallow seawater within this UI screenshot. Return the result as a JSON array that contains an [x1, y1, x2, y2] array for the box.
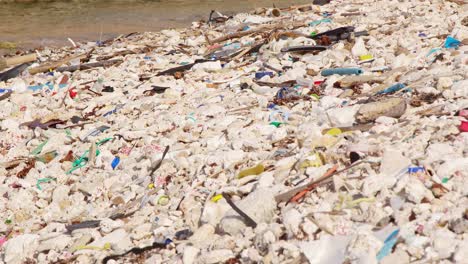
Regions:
[[0, 0, 310, 49]]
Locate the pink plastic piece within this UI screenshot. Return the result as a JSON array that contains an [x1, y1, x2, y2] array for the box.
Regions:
[[460, 121, 468, 132]]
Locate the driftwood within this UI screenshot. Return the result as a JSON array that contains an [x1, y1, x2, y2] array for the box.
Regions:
[[155, 59, 213, 77], [96, 46, 152, 61], [281, 45, 328, 52], [29, 53, 87, 74], [0, 62, 32, 82], [0, 53, 37, 71], [209, 20, 307, 44], [55, 59, 123, 73]]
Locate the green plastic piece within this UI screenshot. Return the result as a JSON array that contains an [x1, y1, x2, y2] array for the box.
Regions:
[[442, 178, 449, 183], [31, 140, 48, 155], [36, 178, 56, 190], [270, 121, 283, 128], [310, 94, 320, 100], [67, 138, 111, 174]]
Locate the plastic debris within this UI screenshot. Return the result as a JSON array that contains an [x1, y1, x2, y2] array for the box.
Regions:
[[444, 36, 461, 49], [0, 1, 466, 263], [321, 67, 363, 76], [237, 164, 265, 179], [460, 121, 468, 132], [376, 229, 400, 261], [111, 156, 120, 170]]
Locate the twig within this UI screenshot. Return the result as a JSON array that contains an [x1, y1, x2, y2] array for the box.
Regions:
[[149, 146, 170, 177], [221, 193, 257, 228], [275, 161, 364, 203], [65, 220, 101, 233], [290, 165, 338, 203]]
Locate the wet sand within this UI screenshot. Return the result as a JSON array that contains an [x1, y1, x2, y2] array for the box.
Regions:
[[0, 0, 310, 49]]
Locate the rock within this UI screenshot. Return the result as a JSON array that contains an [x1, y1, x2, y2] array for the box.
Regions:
[[83, 229, 132, 254], [454, 240, 468, 263], [219, 188, 277, 235], [432, 229, 457, 259], [437, 77, 453, 90], [190, 224, 216, 248], [380, 249, 410, 264], [298, 235, 353, 264], [37, 234, 72, 252], [52, 185, 70, 204], [451, 80, 468, 98], [283, 208, 303, 239], [4, 234, 39, 264], [449, 218, 468, 234], [197, 249, 234, 264], [183, 246, 200, 264], [356, 98, 406, 124]]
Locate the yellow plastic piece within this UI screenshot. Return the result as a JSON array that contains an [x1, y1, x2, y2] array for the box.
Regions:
[[237, 164, 265, 179], [211, 194, 223, 202], [335, 194, 375, 210], [300, 153, 323, 168], [158, 195, 169, 206], [359, 54, 373, 61], [325, 127, 342, 136], [148, 183, 155, 189], [74, 242, 111, 251]]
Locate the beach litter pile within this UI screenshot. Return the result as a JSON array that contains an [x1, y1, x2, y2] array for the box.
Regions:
[[0, 0, 467, 263]]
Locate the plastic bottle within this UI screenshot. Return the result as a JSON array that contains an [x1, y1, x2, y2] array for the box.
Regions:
[[296, 77, 314, 90], [92, 78, 104, 93]]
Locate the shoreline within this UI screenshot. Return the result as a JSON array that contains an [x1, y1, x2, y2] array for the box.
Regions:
[[0, 0, 467, 263], [0, 0, 311, 53]]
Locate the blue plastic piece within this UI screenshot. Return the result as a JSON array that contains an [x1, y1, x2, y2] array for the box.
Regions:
[[0, 88, 12, 93], [255, 71, 274, 79], [376, 83, 406, 95], [408, 167, 424, 173], [444, 36, 461, 49], [376, 229, 399, 261], [103, 104, 125, 117], [308, 18, 332, 26], [111, 156, 120, 170], [321, 68, 363, 76], [28, 83, 67, 92]]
